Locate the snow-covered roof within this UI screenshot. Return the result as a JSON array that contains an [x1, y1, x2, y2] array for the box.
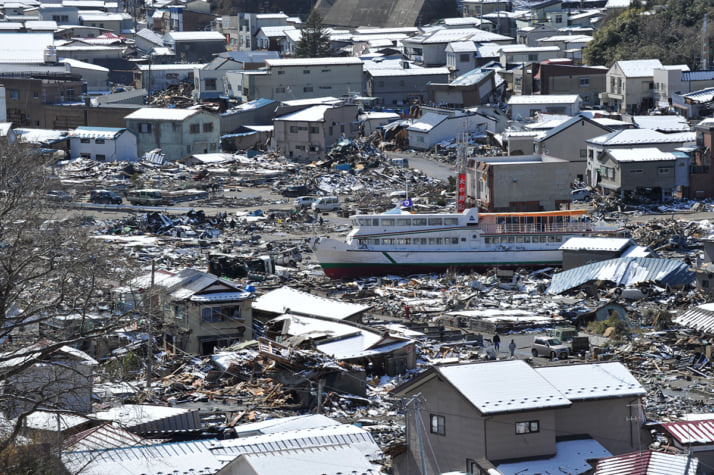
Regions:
[[607, 147, 677, 162], [588, 128, 674, 146], [593, 451, 697, 475], [367, 67, 449, 77], [436, 360, 571, 414], [498, 44, 560, 53], [508, 94, 581, 105], [125, 107, 201, 121], [408, 27, 512, 44], [136, 63, 205, 71], [560, 237, 633, 252], [252, 286, 370, 319], [536, 362, 646, 400], [257, 25, 296, 37], [0, 32, 53, 63], [631, 114, 691, 133], [60, 57, 109, 72], [265, 57, 362, 67], [615, 59, 663, 78], [447, 40, 477, 52], [69, 126, 125, 139], [164, 31, 225, 42], [25, 21, 57, 30], [498, 439, 612, 475], [407, 112, 448, 132], [275, 105, 331, 122]]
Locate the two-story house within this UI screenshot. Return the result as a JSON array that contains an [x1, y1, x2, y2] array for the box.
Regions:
[[508, 94, 582, 119], [534, 62, 607, 107], [68, 126, 138, 161], [599, 59, 663, 114], [534, 114, 614, 183], [273, 102, 359, 161], [123, 268, 254, 355], [224, 57, 363, 103], [402, 28, 513, 67], [163, 31, 226, 63], [125, 107, 220, 161], [585, 128, 696, 191], [498, 44, 561, 68], [393, 360, 646, 475], [365, 66, 450, 106]]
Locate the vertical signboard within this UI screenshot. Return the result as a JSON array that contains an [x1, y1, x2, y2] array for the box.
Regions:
[[457, 173, 466, 213]]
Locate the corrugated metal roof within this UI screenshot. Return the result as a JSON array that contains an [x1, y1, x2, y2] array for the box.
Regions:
[[588, 128, 672, 146], [64, 423, 149, 452], [594, 450, 697, 475], [608, 147, 677, 163], [661, 419, 714, 445], [674, 303, 714, 333], [546, 258, 694, 295], [436, 360, 571, 415], [615, 59, 663, 78]]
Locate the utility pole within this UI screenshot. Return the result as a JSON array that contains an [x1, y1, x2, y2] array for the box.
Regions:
[[405, 394, 428, 475], [146, 260, 154, 390], [702, 14, 709, 71]]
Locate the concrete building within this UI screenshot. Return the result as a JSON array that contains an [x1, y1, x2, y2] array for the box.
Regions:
[[224, 57, 363, 103], [135, 63, 204, 94], [402, 28, 513, 67], [534, 62, 607, 107], [273, 102, 359, 161], [220, 12, 289, 51], [366, 66, 450, 106], [163, 31, 226, 63], [125, 107, 220, 161], [2, 73, 85, 128], [466, 154, 571, 211], [428, 67, 497, 108], [653, 67, 714, 111], [68, 126, 138, 161], [498, 44, 561, 68]]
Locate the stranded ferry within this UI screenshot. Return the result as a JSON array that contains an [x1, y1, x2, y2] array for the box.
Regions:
[[314, 208, 624, 279]]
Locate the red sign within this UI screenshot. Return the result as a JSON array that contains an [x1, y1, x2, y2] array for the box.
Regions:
[[457, 173, 466, 212]]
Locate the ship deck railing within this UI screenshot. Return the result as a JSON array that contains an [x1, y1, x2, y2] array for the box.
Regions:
[[491, 222, 607, 234]]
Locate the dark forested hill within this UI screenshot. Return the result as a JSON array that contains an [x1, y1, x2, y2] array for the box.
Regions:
[[585, 0, 714, 69]]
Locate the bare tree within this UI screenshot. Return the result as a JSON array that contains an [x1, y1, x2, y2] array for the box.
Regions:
[[0, 141, 136, 458]]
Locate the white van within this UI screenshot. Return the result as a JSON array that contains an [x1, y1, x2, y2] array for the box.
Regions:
[[311, 196, 340, 211], [294, 196, 317, 209]]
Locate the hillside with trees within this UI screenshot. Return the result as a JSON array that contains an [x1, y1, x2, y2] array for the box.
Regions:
[[585, 0, 714, 69]]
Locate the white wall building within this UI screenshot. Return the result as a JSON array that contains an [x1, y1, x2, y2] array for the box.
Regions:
[[68, 126, 138, 162]]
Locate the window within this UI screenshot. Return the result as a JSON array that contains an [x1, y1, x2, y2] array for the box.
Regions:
[[579, 77, 590, 87], [295, 145, 305, 150], [303, 86, 313, 92], [515, 420, 540, 434], [190, 124, 200, 134], [555, 15, 563, 23], [205, 78, 217, 90], [309, 145, 320, 152], [629, 169, 643, 174], [579, 149, 586, 158], [96, 154, 106, 161], [8, 89, 18, 100], [417, 136, 424, 143], [275, 87, 286, 93], [203, 122, 214, 133], [80, 138, 90, 144], [290, 125, 298, 133], [95, 138, 105, 144], [459, 53, 470, 62], [277, 70, 285, 75], [310, 126, 319, 134], [528, 54, 538, 61], [430, 415, 445, 435], [321, 69, 331, 72], [303, 69, 311, 74], [319, 85, 332, 89], [201, 305, 242, 323], [658, 167, 673, 175], [33, 91, 39, 99], [139, 123, 152, 133]]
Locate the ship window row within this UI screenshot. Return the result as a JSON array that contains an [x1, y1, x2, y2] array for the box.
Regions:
[[484, 235, 563, 244], [356, 217, 459, 226], [358, 237, 461, 246]]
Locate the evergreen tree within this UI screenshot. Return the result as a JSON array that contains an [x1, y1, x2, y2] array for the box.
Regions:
[[296, 9, 332, 58]]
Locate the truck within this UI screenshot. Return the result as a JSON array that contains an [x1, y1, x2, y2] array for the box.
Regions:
[[548, 326, 590, 357]]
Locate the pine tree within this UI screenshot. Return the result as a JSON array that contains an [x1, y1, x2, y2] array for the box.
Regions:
[[295, 9, 332, 58]]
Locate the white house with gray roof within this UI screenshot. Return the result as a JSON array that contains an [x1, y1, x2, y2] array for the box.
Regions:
[[402, 27, 513, 67], [68, 126, 137, 161], [125, 108, 220, 161], [599, 59, 663, 114]]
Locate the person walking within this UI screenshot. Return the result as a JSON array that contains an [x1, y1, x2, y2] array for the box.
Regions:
[[509, 339, 517, 358], [493, 333, 501, 353]]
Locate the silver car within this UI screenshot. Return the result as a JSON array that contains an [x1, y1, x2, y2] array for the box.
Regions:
[[531, 337, 569, 360]]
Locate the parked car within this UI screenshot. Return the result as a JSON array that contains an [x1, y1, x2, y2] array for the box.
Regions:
[[311, 196, 340, 212], [45, 190, 72, 202], [89, 190, 123, 205], [281, 185, 309, 197], [294, 196, 317, 209], [531, 337, 569, 360]]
